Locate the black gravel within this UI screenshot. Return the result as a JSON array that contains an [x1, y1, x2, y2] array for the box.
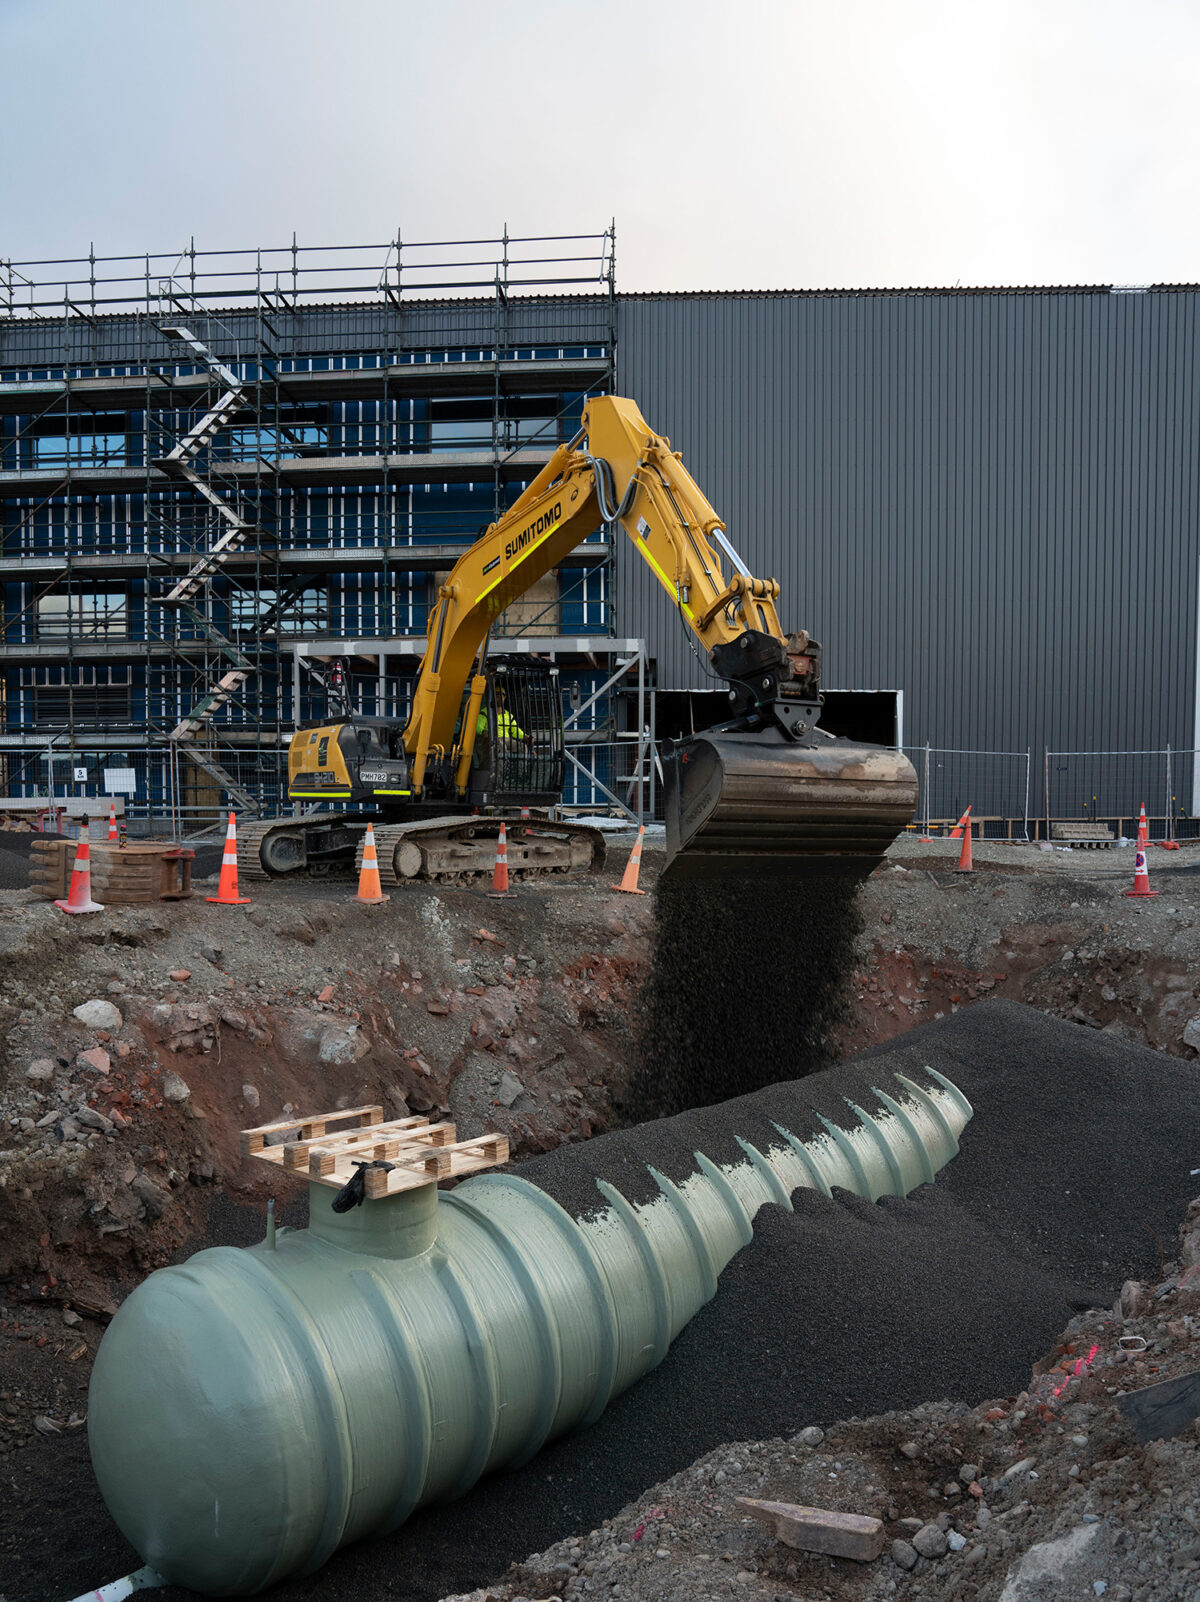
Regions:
[[4, 999, 1200, 1602], [622, 876, 862, 1121], [0, 832, 65, 889]]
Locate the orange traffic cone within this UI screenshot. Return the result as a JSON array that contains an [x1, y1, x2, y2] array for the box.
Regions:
[[54, 821, 104, 915], [612, 824, 647, 893], [489, 823, 510, 897], [949, 808, 970, 839], [206, 812, 252, 905], [1124, 847, 1159, 898], [355, 824, 390, 904], [1136, 804, 1149, 849], [956, 807, 974, 872], [107, 799, 119, 843]]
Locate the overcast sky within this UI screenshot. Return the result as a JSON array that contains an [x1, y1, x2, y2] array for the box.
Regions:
[[2, 0, 1198, 292]]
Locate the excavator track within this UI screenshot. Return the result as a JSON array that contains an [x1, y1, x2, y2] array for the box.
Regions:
[[235, 818, 291, 883], [233, 813, 606, 885], [355, 816, 607, 886]]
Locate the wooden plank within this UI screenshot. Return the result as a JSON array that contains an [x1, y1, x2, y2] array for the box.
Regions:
[[239, 1103, 383, 1157], [295, 1120, 457, 1171], [307, 1132, 511, 1195], [307, 1127, 457, 1179], [277, 1115, 432, 1172], [734, 1498, 885, 1562]]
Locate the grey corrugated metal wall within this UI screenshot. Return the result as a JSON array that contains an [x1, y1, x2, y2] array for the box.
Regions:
[[616, 290, 1200, 760]]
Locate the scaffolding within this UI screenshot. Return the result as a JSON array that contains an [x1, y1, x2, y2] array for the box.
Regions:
[[0, 229, 621, 831]]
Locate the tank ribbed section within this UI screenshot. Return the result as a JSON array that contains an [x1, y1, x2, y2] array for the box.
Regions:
[[88, 1067, 972, 1595]]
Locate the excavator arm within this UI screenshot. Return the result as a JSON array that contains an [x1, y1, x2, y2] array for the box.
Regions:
[[403, 395, 916, 879]]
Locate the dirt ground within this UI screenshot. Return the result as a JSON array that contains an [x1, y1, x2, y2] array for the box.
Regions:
[[2, 830, 1200, 1600], [487, 1208, 1200, 1602]]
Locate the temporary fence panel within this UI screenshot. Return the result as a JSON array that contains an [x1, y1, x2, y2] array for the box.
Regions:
[[1043, 748, 1198, 841], [904, 747, 1031, 839], [0, 745, 290, 839]]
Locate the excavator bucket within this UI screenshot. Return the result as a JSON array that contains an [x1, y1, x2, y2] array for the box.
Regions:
[[661, 727, 918, 882]]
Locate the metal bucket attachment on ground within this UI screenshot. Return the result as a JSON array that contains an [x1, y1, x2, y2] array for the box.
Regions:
[[661, 728, 918, 881]]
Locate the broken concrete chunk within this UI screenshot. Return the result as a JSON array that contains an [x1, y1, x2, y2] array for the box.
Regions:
[[161, 1072, 191, 1103], [76, 1047, 111, 1075], [496, 1070, 524, 1108], [26, 1059, 55, 1081], [997, 1522, 1102, 1600], [242, 1084, 260, 1110], [733, 1497, 885, 1562], [912, 1523, 949, 1559], [317, 1025, 371, 1065], [73, 998, 123, 1031], [75, 1105, 114, 1134], [1183, 1014, 1200, 1051], [131, 1174, 171, 1218]]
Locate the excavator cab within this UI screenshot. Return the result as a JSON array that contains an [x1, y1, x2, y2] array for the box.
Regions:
[[465, 660, 565, 809]]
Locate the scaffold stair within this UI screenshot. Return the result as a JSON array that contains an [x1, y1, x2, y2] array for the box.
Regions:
[[173, 741, 262, 816], [148, 325, 258, 604], [171, 670, 252, 740], [163, 491, 260, 604], [158, 325, 243, 392], [167, 581, 311, 741]]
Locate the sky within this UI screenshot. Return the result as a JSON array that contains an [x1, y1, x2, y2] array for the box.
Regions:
[[2, 0, 1199, 292]]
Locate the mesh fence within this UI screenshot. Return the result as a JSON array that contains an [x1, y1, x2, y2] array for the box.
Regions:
[[904, 747, 1032, 839], [1044, 749, 1199, 841], [6, 737, 1199, 843], [561, 739, 657, 823], [0, 744, 289, 838]]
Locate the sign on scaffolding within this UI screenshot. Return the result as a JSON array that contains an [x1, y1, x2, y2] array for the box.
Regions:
[[103, 768, 138, 795]]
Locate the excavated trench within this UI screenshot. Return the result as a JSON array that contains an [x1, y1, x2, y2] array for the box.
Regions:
[[3, 836, 1200, 1599]]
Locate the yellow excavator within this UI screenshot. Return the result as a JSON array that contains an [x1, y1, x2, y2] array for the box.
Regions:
[[237, 396, 917, 886]]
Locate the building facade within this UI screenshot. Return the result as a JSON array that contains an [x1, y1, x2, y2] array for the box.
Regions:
[[3, 234, 1199, 831]]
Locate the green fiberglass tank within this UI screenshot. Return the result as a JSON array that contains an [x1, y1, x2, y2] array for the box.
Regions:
[[88, 1065, 972, 1595]]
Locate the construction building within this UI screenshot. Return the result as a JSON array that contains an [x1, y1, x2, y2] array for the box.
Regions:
[[4, 230, 1200, 832]]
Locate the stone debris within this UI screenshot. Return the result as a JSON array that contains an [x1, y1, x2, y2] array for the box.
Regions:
[[71, 999, 122, 1032], [160, 1072, 191, 1103], [495, 1070, 524, 1108]]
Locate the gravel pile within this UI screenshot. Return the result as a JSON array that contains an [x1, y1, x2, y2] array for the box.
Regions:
[[5, 998, 1197, 1602], [0, 833, 53, 890]]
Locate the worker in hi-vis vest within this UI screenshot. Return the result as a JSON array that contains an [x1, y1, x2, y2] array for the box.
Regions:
[[473, 690, 526, 770], [476, 693, 525, 742]]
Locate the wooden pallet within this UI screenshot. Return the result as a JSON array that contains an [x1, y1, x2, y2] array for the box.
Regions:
[[240, 1103, 509, 1198]]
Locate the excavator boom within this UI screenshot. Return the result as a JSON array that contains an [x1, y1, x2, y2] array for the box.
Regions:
[[400, 395, 916, 882]]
